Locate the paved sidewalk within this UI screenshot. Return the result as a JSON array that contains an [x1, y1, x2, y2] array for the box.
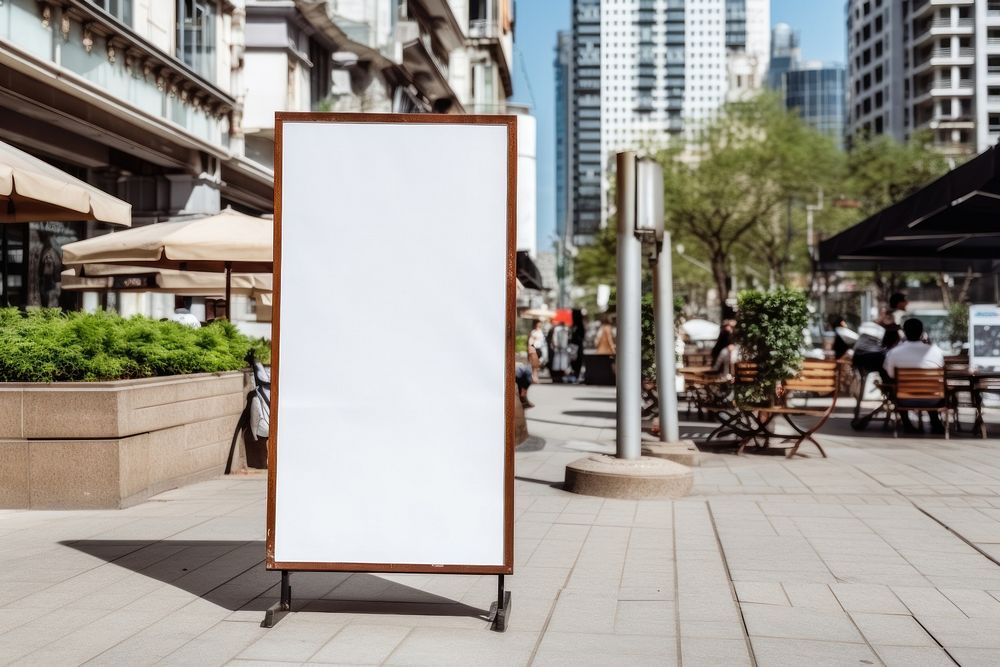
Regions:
[[2, 382, 1000, 665]]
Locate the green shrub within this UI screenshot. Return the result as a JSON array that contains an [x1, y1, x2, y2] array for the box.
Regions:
[[0, 308, 269, 382], [948, 302, 969, 347], [735, 289, 809, 405]]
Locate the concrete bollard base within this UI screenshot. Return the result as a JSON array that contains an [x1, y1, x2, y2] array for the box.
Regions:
[[564, 454, 693, 500], [642, 439, 700, 466]]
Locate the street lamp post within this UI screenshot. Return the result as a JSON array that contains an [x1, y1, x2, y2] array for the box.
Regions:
[[615, 151, 642, 460], [636, 157, 678, 444]]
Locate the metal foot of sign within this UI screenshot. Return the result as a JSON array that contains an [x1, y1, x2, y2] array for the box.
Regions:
[[488, 574, 511, 632], [261, 571, 291, 628]]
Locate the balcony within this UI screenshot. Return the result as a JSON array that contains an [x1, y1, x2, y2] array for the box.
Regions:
[[915, 115, 975, 131], [467, 19, 513, 97], [913, 18, 975, 45], [912, 79, 975, 104], [911, 47, 975, 74], [912, 0, 975, 21]]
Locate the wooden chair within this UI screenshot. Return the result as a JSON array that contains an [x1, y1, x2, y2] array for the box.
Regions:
[[706, 362, 775, 453], [944, 358, 971, 432], [759, 360, 839, 458], [891, 368, 950, 439], [973, 376, 1000, 439]]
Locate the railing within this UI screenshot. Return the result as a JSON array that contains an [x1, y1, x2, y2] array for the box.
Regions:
[[468, 19, 501, 39], [930, 18, 974, 29], [927, 47, 975, 59]]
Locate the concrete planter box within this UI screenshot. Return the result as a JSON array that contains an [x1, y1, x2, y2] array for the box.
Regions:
[[0, 371, 246, 509]]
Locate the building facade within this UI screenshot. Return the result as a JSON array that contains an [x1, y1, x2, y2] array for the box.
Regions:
[[0, 0, 271, 318], [785, 65, 847, 148], [0, 0, 518, 321], [846, 0, 1000, 156], [566, 0, 769, 244], [767, 21, 801, 89]]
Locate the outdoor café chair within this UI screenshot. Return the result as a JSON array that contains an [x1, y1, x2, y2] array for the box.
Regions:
[[890, 367, 950, 439], [706, 362, 775, 454], [757, 359, 839, 458], [944, 356, 971, 432]]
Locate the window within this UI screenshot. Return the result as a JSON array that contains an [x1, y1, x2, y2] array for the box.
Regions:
[[88, 0, 132, 25], [177, 0, 216, 81]]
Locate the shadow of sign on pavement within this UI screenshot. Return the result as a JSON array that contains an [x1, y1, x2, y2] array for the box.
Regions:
[[60, 540, 491, 620]]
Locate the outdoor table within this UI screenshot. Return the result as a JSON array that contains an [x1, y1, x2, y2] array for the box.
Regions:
[[945, 369, 1000, 439]]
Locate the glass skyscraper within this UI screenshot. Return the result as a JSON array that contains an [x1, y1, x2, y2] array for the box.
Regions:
[[784, 67, 846, 149]]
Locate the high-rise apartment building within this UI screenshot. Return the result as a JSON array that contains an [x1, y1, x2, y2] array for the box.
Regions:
[[565, 0, 769, 244], [847, 0, 1000, 156], [556, 31, 573, 244]]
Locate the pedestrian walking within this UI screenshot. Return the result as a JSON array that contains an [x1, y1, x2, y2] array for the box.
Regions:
[[595, 315, 616, 355], [549, 319, 571, 383], [569, 309, 586, 382], [528, 319, 547, 382]]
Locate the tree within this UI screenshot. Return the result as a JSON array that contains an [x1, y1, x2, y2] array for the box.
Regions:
[[840, 133, 950, 309], [657, 94, 842, 317]]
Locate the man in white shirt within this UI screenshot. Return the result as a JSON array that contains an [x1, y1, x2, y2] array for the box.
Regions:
[[884, 318, 945, 433]]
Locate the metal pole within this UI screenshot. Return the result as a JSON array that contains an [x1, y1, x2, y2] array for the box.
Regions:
[[616, 151, 642, 460], [655, 233, 679, 442], [225, 262, 232, 320]]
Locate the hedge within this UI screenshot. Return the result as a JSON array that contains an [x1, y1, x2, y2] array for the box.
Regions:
[[0, 308, 269, 383]]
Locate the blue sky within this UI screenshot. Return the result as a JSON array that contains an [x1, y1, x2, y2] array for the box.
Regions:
[[510, 1, 847, 253]]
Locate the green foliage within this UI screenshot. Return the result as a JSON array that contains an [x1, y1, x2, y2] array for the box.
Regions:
[[845, 132, 949, 217], [0, 308, 266, 382], [658, 94, 843, 306], [735, 289, 809, 405], [948, 303, 969, 345], [515, 334, 528, 355]]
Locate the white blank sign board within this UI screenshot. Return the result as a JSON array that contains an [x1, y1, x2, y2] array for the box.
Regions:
[[268, 114, 515, 574]]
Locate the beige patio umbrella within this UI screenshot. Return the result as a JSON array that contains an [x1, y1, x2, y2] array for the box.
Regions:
[[62, 207, 272, 318], [61, 265, 272, 296], [0, 139, 131, 305], [0, 140, 131, 225]]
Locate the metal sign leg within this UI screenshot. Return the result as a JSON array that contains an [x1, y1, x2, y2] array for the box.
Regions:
[[488, 574, 511, 632], [262, 570, 292, 628]]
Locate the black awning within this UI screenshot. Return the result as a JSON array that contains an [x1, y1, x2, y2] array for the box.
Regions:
[[516, 250, 545, 291], [818, 146, 1000, 272]]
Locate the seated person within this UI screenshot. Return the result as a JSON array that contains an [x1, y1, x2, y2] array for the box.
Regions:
[[710, 320, 736, 378], [883, 318, 945, 433], [852, 320, 888, 381], [515, 363, 534, 409], [830, 315, 859, 360]]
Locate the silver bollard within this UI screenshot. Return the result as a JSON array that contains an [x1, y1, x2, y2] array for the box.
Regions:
[[616, 152, 642, 460], [655, 232, 679, 442]]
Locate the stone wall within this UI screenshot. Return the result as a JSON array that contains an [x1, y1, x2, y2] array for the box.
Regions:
[[0, 371, 246, 509]]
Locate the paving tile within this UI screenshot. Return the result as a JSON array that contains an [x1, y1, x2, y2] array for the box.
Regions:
[[940, 588, 1000, 619], [749, 636, 882, 666], [913, 616, 1000, 650], [873, 645, 957, 667], [892, 586, 967, 619], [946, 647, 1000, 666], [384, 627, 538, 666], [308, 624, 411, 665], [851, 612, 937, 647], [734, 581, 789, 607], [781, 583, 842, 612], [678, 637, 751, 666], [531, 631, 675, 666], [614, 599, 674, 636], [545, 590, 617, 634], [740, 603, 864, 643], [831, 583, 909, 614]]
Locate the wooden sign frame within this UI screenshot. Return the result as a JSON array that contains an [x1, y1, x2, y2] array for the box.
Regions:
[[266, 113, 516, 582]]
